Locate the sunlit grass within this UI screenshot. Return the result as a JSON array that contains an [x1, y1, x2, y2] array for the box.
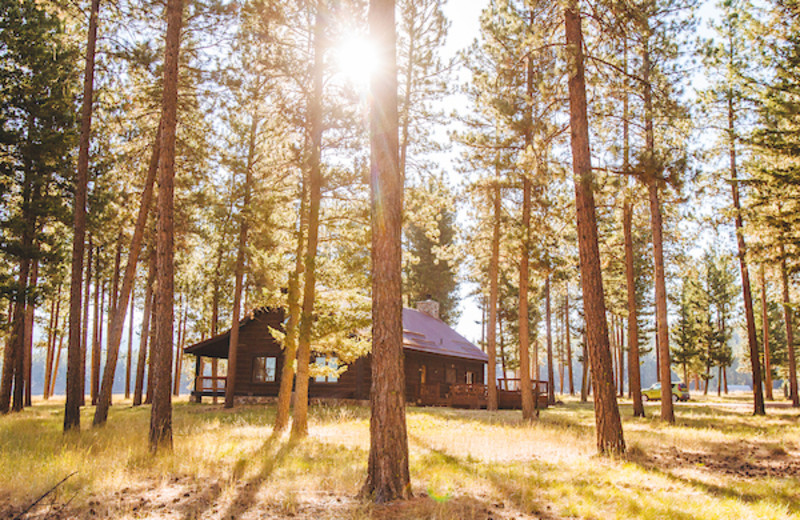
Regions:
[[1, 395, 799, 518]]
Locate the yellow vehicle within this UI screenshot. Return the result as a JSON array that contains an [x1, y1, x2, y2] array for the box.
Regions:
[[642, 381, 690, 402]]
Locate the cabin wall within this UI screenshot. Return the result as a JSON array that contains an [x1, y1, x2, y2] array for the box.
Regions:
[[404, 350, 485, 404], [233, 311, 284, 397]]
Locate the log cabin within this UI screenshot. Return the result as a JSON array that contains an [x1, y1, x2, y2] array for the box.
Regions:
[[185, 300, 548, 408]]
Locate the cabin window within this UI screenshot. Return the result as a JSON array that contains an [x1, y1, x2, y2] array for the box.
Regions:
[[314, 355, 339, 383], [419, 365, 427, 384], [253, 356, 277, 383], [466, 371, 474, 384], [445, 366, 456, 384]]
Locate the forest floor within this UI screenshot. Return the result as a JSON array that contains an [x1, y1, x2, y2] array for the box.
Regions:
[[1, 394, 799, 519]]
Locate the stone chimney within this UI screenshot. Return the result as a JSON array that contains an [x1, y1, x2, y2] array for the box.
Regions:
[[416, 299, 440, 320]]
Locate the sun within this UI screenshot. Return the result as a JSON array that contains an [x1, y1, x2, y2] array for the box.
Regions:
[[334, 35, 379, 89]]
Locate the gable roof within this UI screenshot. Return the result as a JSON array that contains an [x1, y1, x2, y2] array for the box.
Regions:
[[402, 308, 487, 362], [184, 306, 487, 364]]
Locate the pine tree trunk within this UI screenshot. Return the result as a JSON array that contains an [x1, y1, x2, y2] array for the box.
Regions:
[[1, 247, 32, 414], [134, 251, 155, 406], [274, 179, 308, 431], [95, 128, 160, 424], [362, 0, 411, 502], [149, 0, 183, 453], [728, 92, 765, 415], [566, 287, 574, 395], [125, 285, 134, 399], [91, 255, 102, 405], [517, 7, 536, 419], [65, 0, 100, 431], [80, 236, 92, 407], [760, 265, 773, 400], [210, 254, 221, 404], [225, 113, 258, 409], [780, 244, 798, 407], [23, 259, 38, 407], [487, 166, 500, 411], [642, 32, 674, 423], [546, 275, 555, 405], [52, 333, 65, 395], [291, 6, 326, 438], [44, 284, 61, 399], [565, 0, 625, 454], [624, 194, 645, 417]]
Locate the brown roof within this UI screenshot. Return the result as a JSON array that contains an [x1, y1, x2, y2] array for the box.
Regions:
[[185, 307, 487, 364], [402, 308, 487, 362]]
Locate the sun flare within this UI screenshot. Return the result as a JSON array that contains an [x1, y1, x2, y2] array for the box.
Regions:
[[335, 35, 379, 88]]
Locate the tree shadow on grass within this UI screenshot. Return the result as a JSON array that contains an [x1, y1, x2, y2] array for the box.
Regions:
[[408, 433, 563, 520], [178, 430, 295, 520], [626, 445, 800, 515]]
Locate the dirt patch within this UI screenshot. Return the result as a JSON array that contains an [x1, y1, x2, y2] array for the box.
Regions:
[[0, 479, 551, 520], [630, 440, 800, 479]]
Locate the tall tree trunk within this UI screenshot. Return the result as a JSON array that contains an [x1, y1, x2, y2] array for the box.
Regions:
[[780, 243, 798, 406], [565, 0, 625, 454], [362, 0, 411, 502], [149, 0, 183, 453], [44, 284, 62, 399], [760, 265, 773, 400], [618, 317, 624, 397], [545, 275, 555, 405], [225, 113, 258, 409], [580, 339, 589, 403], [291, 6, 326, 438], [94, 132, 160, 421], [91, 253, 102, 405], [23, 259, 38, 407], [134, 250, 156, 406], [642, 33, 674, 423], [210, 254, 221, 404], [624, 193, 645, 417], [487, 157, 501, 411], [80, 236, 93, 407], [52, 333, 65, 396], [274, 179, 308, 431], [125, 284, 134, 399], [728, 91, 765, 415], [518, 22, 535, 417], [1, 245, 32, 414], [565, 286, 574, 395], [65, 0, 100, 431]]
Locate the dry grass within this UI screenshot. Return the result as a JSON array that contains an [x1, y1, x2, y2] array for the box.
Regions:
[[1, 395, 799, 519]]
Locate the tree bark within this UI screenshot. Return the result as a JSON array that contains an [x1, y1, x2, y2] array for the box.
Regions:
[[225, 113, 258, 409], [779, 244, 799, 406], [274, 179, 308, 431], [44, 284, 62, 399], [149, 0, 183, 453], [125, 284, 134, 399], [134, 250, 156, 406], [545, 275, 555, 405], [518, 19, 535, 418], [486, 155, 500, 411], [291, 5, 326, 438], [565, 286, 574, 395], [95, 128, 160, 423], [565, 0, 625, 454], [23, 260, 38, 407], [624, 195, 645, 417], [65, 0, 100, 431], [91, 253, 102, 405], [728, 92, 765, 415], [362, 0, 411, 502], [760, 265, 773, 400]]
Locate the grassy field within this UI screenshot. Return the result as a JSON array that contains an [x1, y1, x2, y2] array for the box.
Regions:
[[1, 395, 799, 519]]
